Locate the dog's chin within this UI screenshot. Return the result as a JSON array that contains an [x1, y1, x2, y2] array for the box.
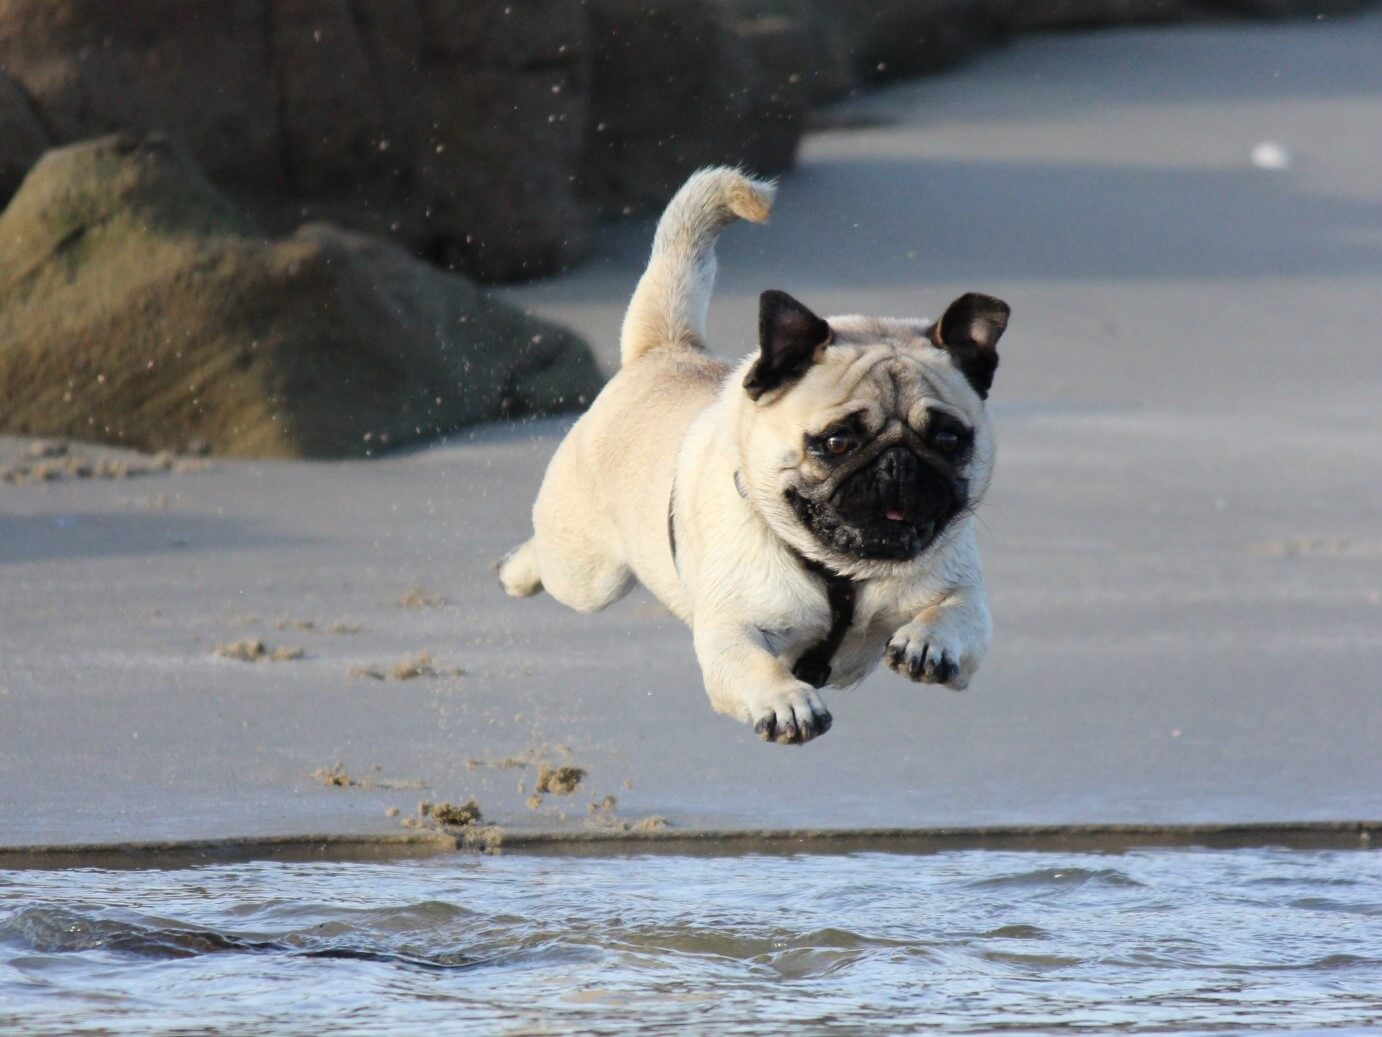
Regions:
[[785, 489, 952, 563]]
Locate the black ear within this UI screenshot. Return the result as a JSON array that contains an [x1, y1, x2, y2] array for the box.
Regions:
[[928, 293, 1010, 399], [743, 290, 832, 401]]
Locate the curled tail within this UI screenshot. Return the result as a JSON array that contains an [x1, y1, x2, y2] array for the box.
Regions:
[[619, 167, 776, 366]]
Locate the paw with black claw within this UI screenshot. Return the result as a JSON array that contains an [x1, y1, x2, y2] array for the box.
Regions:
[[885, 619, 978, 690], [746, 682, 833, 745]]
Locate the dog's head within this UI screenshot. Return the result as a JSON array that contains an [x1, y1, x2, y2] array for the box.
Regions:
[[735, 289, 1009, 572]]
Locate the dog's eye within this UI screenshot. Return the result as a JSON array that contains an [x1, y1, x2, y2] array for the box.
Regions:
[[933, 429, 960, 452], [823, 434, 857, 457]]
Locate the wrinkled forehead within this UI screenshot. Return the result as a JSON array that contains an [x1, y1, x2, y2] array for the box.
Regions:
[[827, 314, 931, 347], [790, 316, 982, 427]]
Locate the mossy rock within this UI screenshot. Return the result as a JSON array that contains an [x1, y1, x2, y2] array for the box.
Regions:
[[0, 135, 604, 458]]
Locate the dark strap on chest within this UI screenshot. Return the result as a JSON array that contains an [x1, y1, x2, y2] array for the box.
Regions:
[[789, 555, 857, 688], [668, 483, 857, 690]]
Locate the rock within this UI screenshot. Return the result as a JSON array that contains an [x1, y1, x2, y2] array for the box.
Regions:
[[990, 0, 1195, 30], [0, 135, 604, 458], [1202, 0, 1375, 13], [983, 0, 1378, 30], [713, 1, 856, 103], [0, 71, 49, 204], [713, 1, 996, 92], [284, 0, 592, 282], [0, 0, 590, 282], [838, 1, 999, 84], [0, 2, 280, 187], [2, 0, 1367, 286], [581, 0, 808, 218], [715, 0, 1382, 99], [733, 16, 818, 166]]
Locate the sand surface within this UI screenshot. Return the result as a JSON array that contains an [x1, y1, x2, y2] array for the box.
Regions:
[[2, 14, 1380, 850]]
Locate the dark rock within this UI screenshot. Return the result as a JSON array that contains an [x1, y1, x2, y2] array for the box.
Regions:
[[1201, 0, 1376, 13], [0, 135, 604, 458], [990, 0, 1196, 30], [0, 0, 591, 282], [581, 0, 808, 218], [839, 1, 999, 84], [0, 1, 281, 187], [0, 71, 51, 204], [1, 0, 1369, 286], [713, 1, 996, 92], [713, 0, 856, 103]]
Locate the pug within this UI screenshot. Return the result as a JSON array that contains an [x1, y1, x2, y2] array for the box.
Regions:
[[499, 167, 1009, 745]]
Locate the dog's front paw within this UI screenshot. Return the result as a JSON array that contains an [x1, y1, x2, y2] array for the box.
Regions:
[[743, 683, 833, 745], [885, 616, 984, 690]]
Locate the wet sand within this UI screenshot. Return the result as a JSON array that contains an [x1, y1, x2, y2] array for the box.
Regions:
[[2, 13, 1380, 852]]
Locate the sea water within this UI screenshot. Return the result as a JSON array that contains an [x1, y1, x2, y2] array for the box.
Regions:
[[2, 847, 1379, 1035]]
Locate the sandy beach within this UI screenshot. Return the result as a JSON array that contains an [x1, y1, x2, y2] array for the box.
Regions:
[[2, 13, 1379, 853]]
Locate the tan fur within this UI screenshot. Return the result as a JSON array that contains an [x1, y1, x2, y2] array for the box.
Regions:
[[620, 167, 775, 364], [501, 167, 1001, 745]]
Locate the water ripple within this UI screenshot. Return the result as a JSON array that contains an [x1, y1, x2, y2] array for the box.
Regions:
[[964, 865, 1144, 890], [0, 847, 1378, 1035], [1, 904, 482, 970]]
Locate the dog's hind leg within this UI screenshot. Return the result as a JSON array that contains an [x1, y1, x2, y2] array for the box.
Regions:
[[497, 530, 631, 612], [528, 510, 634, 615], [502, 432, 635, 613], [497, 539, 543, 598]]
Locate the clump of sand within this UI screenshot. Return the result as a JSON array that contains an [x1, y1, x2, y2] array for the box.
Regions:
[[24, 440, 68, 460], [313, 764, 422, 791], [314, 763, 357, 788], [467, 755, 530, 771], [391, 653, 463, 679], [536, 764, 586, 795], [215, 640, 264, 662], [1, 441, 209, 486], [580, 794, 667, 834], [402, 798, 500, 853], [214, 639, 304, 662], [398, 587, 447, 609], [276, 617, 362, 635], [349, 652, 464, 680], [459, 826, 504, 854], [431, 800, 483, 827]]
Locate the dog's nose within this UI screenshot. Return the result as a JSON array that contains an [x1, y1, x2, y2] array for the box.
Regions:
[[877, 446, 919, 490]]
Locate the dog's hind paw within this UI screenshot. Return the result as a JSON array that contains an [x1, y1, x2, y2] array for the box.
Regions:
[[497, 539, 543, 598]]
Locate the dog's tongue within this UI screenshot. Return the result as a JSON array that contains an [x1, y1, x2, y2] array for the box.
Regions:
[[885, 507, 907, 522]]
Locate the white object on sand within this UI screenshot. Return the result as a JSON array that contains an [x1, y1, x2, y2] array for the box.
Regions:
[[1250, 141, 1292, 170]]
